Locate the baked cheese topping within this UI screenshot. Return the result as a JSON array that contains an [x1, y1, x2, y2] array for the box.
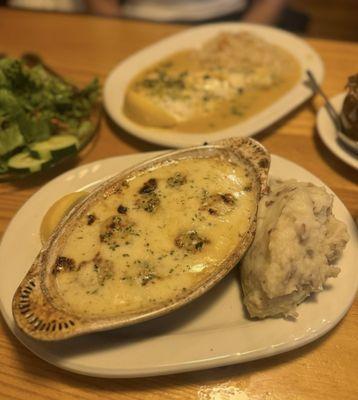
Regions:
[[54, 157, 258, 317]]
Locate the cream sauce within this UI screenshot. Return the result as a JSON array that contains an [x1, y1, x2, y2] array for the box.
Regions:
[[124, 32, 301, 133], [55, 157, 258, 317]]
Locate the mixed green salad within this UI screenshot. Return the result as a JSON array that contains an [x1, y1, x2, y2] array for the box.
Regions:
[[0, 56, 100, 177]]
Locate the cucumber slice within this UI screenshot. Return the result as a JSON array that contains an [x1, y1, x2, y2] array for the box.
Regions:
[[8, 151, 51, 173], [30, 135, 79, 160]]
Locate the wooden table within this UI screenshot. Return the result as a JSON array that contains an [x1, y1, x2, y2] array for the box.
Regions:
[[0, 7, 357, 400]]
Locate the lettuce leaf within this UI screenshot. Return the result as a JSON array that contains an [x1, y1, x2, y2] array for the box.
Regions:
[[0, 124, 24, 156]]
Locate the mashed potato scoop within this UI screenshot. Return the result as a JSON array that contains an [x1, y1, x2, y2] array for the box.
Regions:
[[241, 179, 349, 319]]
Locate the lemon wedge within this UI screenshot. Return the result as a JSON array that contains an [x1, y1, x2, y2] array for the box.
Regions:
[[40, 191, 88, 244]]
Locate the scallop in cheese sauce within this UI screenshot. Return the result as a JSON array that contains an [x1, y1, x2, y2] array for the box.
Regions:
[[54, 157, 258, 317]]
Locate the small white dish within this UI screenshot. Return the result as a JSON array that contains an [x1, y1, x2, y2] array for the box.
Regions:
[[104, 23, 324, 148], [0, 151, 357, 378], [316, 92, 358, 170]]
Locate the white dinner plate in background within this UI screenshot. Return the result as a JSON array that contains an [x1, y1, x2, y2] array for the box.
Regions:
[[104, 23, 324, 148]]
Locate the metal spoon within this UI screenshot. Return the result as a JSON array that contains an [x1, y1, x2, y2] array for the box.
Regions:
[[305, 70, 358, 154]]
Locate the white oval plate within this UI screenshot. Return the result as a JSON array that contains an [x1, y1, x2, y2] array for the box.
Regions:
[[0, 151, 357, 378], [316, 92, 358, 170], [104, 23, 324, 148]]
